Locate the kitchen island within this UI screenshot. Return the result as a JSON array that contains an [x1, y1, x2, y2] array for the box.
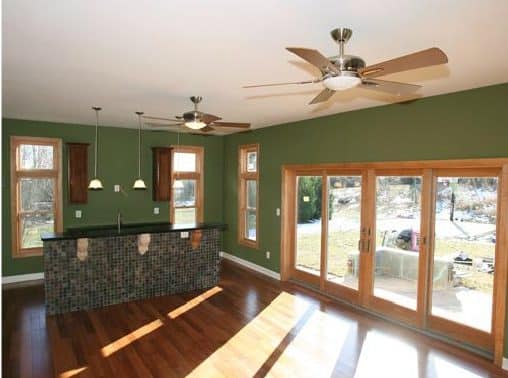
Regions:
[[41, 222, 225, 315]]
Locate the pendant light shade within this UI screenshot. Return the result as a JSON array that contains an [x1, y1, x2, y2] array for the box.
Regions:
[[88, 106, 103, 190], [133, 111, 147, 190]]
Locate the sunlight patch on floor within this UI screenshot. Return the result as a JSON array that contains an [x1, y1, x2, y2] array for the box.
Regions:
[[59, 366, 88, 377], [354, 330, 418, 378], [266, 309, 354, 377], [186, 291, 354, 377], [101, 319, 164, 357], [428, 352, 484, 378], [100, 286, 223, 358], [168, 286, 223, 319]]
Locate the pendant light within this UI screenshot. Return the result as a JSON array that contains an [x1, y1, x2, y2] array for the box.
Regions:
[[88, 106, 104, 190], [132, 111, 147, 190]]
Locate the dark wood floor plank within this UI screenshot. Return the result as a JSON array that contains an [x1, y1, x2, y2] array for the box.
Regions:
[[3, 259, 508, 377]]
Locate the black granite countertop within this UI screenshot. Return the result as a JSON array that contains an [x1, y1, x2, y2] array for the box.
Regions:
[[41, 222, 227, 241]]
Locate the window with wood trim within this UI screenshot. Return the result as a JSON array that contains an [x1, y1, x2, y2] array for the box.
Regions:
[[11, 136, 63, 257], [170, 145, 204, 224], [238, 144, 259, 248]]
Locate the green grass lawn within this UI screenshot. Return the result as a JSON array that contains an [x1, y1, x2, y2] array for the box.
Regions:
[[296, 226, 495, 292], [22, 222, 53, 248]]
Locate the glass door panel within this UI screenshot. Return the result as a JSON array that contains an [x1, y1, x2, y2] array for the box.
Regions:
[[373, 176, 422, 310], [326, 175, 362, 290], [430, 177, 497, 332], [295, 176, 322, 276]]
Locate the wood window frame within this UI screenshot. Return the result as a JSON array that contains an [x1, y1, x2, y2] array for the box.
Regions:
[[10, 136, 63, 258], [238, 144, 259, 249], [280, 158, 508, 366], [170, 145, 204, 224]]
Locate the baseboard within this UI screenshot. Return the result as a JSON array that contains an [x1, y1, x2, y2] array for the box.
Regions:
[[220, 251, 280, 281], [503, 357, 508, 370], [2, 272, 44, 285]]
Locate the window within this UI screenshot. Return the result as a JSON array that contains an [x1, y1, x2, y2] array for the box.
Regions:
[[171, 146, 204, 224], [238, 144, 259, 248], [11, 136, 62, 257]]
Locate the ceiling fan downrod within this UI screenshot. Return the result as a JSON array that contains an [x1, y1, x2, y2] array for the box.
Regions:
[[330, 27, 352, 58]]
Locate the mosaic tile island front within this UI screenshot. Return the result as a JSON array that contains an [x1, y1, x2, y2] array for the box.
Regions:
[[42, 223, 224, 315]]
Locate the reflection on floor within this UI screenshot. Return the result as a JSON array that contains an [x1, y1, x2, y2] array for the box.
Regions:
[[2, 260, 505, 377]]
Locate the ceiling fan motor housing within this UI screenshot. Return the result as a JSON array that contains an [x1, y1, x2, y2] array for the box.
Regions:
[[328, 54, 365, 74]]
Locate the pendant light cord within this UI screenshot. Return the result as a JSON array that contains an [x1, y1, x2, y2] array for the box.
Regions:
[[93, 107, 100, 177], [137, 113, 142, 177]]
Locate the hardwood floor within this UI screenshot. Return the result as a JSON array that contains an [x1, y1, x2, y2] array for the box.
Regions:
[[3, 260, 507, 377]]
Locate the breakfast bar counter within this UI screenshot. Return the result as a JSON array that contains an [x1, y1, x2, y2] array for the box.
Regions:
[[42, 222, 225, 315]]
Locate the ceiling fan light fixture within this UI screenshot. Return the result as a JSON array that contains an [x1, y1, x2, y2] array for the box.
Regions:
[[184, 120, 207, 130], [323, 74, 361, 91]]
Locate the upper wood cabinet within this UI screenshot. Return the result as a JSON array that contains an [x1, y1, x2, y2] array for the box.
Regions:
[[152, 147, 172, 201], [67, 143, 89, 203]]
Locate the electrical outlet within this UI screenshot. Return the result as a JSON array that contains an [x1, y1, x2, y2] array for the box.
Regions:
[[75, 210, 82, 219], [276, 208, 280, 216], [266, 251, 270, 259], [114, 185, 120, 192], [153, 207, 160, 215], [180, 231, 189, 239]]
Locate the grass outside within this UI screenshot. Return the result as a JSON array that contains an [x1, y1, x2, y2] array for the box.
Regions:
[[296, 225, 495, 292], [174, 207, 197, 224], [22, 222, 53, 248]]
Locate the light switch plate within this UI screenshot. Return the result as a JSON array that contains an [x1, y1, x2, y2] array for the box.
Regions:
[[114, 185, 120, 192], [276, 208, 280, 216], [153, 207, 160, 215], [180, 231, 189, 239], [75, 210, 82, 218], [266, 251, 271, 259]]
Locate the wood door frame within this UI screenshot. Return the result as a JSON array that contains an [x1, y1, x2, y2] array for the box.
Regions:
[[280, 158, 508, 366], [363, 168, 425, 327], [425, 167, 506, 358]]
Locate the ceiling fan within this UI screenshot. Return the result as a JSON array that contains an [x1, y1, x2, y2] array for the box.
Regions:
[[143, 96, 250, 133], [244, 27, 448, 104]]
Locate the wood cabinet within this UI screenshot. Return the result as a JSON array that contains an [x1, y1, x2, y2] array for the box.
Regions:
[[67, 143, 89, 203], [152, 147, 172, 201]]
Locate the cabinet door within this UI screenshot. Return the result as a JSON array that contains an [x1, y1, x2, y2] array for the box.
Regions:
[[67, 143, 89, 203], [152, 147, 172, 201]]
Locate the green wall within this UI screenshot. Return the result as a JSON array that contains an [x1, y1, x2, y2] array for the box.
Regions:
[[2, 119, 224, 276], [222, 83, 508, 272]]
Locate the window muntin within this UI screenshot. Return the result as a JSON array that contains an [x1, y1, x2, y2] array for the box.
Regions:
[[171, 146, 203, 225], [11, 137, 62, 257], [239, 144, 259, 247]]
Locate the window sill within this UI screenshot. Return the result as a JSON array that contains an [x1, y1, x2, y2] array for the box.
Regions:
[[239, 239, 259, 250], [13, 248, 43, 258]]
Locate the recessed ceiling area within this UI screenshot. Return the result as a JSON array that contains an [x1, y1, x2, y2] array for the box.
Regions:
[[3, 0, 508, 133]]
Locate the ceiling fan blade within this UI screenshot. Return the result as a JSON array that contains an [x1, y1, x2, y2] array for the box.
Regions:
[[211, 121, 250, 129], [360, 78, 421, 95], [359, 47, 448, 78], [308, 88, 335, 105], [201, 113, 222, 124], [143, 115, 181, 122], [145, 122, 183, 128], [286, 47, 339, 74], [200, 126, 215, 132], [243, 79, 321, 88]]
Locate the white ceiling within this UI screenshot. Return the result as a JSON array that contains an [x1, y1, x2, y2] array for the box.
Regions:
[[3, 0, 508, 134]]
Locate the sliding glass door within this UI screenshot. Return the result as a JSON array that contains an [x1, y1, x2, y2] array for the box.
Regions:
[[294, 175, 323, 285], [428, 173, 498, 349], [287, 163, 506, 355], [324, 174, 363, 301], [367, 174, 423, 321]]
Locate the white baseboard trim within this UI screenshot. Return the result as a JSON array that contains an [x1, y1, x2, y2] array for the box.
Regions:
[[220, 251, 280, 281], [503, 358, 508, 371], [2, 272, 44, 285]]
